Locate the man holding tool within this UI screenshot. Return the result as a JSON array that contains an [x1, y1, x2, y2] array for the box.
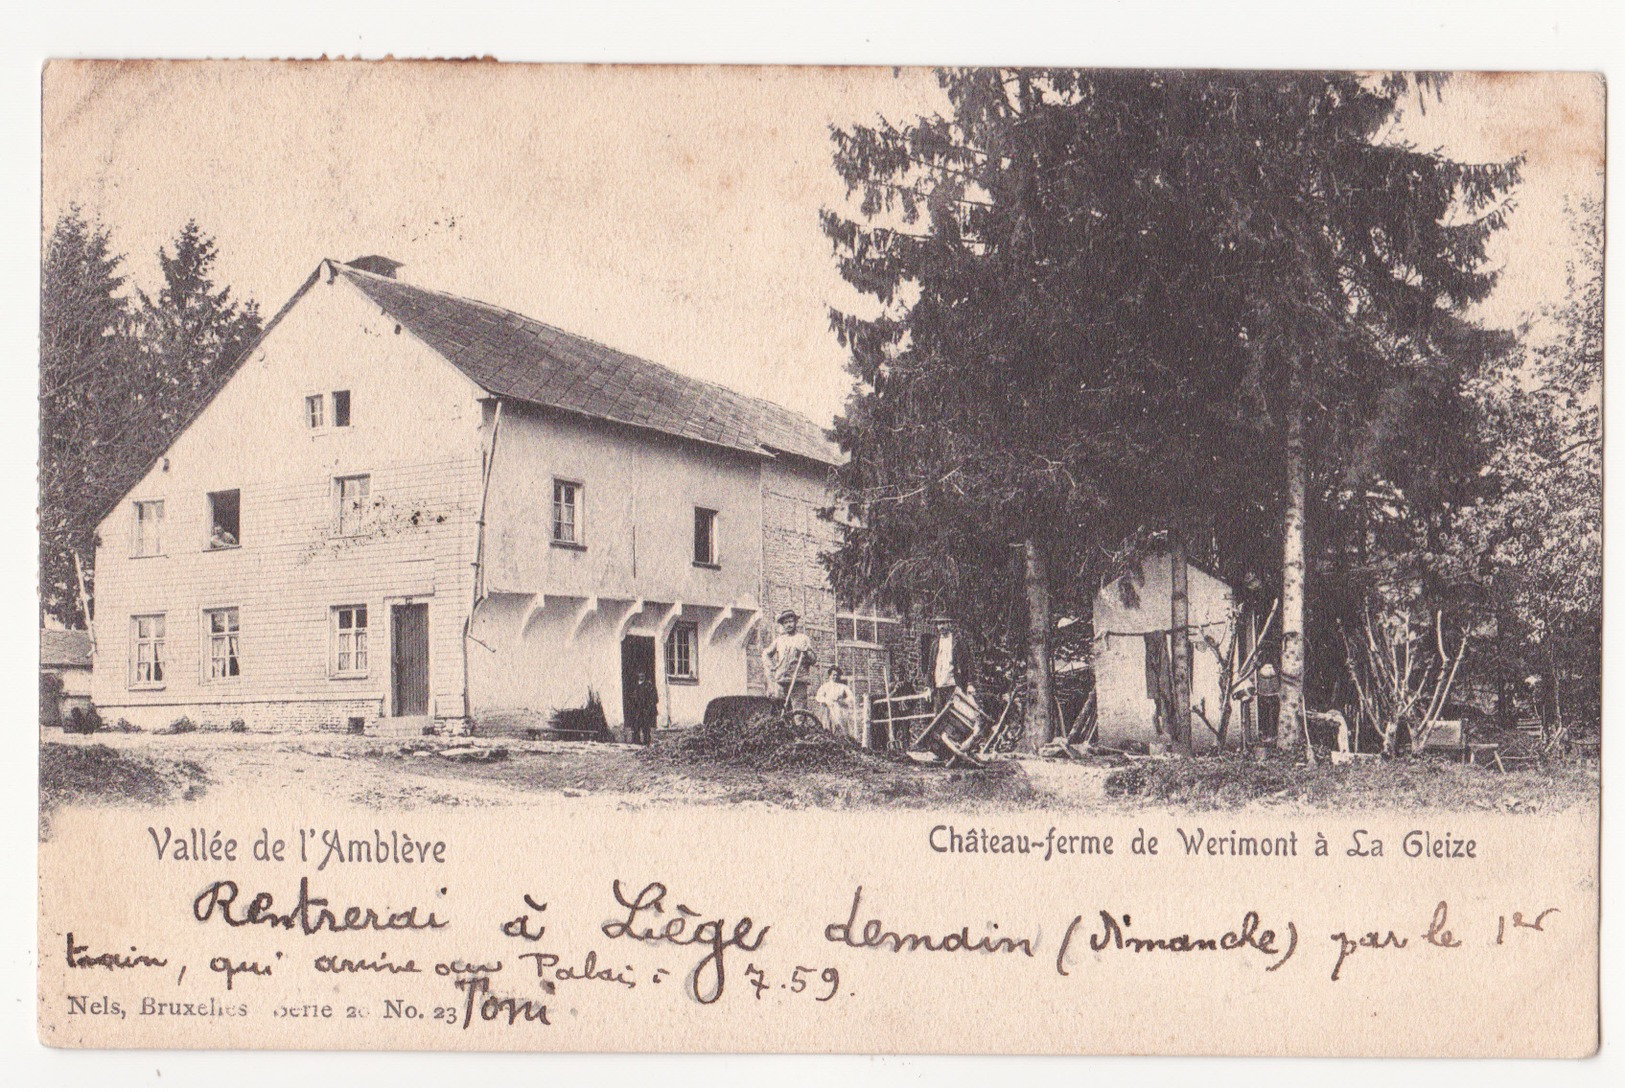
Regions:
[[762, 609, 816, 710]]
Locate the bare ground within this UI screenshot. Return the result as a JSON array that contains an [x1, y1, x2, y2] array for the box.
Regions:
[[38, 722, 1597, 835]]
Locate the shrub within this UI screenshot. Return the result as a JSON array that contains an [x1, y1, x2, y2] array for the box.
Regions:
[[549, 690, 610, 738], [39, 673, 65, 724], [162, 716, 199, 736], [113, 718, 141, 733], [65, 706, 103, 734], [228, 718, 249, 733]]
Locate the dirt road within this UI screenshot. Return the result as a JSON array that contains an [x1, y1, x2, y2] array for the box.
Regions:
[[38, 725, 1078, 828]]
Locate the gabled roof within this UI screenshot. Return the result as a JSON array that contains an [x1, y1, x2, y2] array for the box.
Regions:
[[91, 265, 325, 528], [40, 628, 92, 668], [334, 263, 839, 466]]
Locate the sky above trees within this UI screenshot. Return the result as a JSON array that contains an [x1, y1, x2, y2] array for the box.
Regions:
[[43, 64, 1601, 429]]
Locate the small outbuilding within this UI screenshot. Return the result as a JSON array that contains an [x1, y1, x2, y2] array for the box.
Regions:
[[1091, 553, 1247, 754], [40, 628, 93, 726]]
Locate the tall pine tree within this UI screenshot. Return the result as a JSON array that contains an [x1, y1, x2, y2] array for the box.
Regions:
[[823, 70, 1516, 750], [40, 208, 139, 626], [40, 215, 263, 627], [133, 220, 262, 454]]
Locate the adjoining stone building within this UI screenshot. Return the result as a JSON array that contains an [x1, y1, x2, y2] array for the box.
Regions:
[[89, 258, 917, 739]]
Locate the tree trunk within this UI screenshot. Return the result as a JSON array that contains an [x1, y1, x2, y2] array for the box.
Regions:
[[1278, 353, 1309, 751], [1021, 538, 1055, 752], [1169, 540, 1192, 755]]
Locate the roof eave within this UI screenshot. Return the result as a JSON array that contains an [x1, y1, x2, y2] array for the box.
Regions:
[[491, 394, 775, 463]]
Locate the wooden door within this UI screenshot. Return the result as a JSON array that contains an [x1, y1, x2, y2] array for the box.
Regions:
[[391, 603, 430, 716], [620, 635, 658, 738]]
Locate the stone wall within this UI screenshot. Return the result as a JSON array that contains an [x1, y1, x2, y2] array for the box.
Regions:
[[748, 460, 842, 693], [92, 698, 466, 736]]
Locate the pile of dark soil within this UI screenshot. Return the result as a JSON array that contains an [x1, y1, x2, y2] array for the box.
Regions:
[[39, 742, 210, 833], [662, 710, 895, 772]]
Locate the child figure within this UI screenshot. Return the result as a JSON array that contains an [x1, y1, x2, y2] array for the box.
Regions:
[[816, 665, 856, 740]]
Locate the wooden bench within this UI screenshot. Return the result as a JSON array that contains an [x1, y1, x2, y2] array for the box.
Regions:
[[1420, 719, 1466, 759], [1467, 742, 1506, 772]]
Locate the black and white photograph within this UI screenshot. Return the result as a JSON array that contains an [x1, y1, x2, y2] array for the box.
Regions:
[[30, 50, 1605, 1060], [39, 64, 1601, 814]]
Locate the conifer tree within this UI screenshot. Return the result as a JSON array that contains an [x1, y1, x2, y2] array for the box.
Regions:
[[823, 70, 1516, 749], [40, 215, 263, 627], [134, 220, 262, 448], [39, 208, 138, 625]]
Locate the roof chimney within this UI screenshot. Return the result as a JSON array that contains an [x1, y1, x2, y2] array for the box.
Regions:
[[347, 255, 403, 278]]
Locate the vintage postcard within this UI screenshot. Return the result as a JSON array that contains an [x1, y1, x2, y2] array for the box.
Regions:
[[37, 61, 1601, 1056]]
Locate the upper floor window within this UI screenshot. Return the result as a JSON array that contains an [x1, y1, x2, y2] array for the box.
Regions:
[[666, 621, 698, 681], [129, 614, 165, 686], [306, 390, 352, 429], [131, 500, 164, 557], [207, 489, 240, 549], [331, 605, 369, 677], [552, 479, 582, 546], [694, 507, 719, 567], [204, 607, 240, 680], [836, 599, 900, 646], [336, 475, 371, 535]]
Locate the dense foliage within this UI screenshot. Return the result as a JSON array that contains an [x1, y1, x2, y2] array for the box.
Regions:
[[1437, 195, 1603, 731], [40, 212, 261, 625], [822, 70, 1527, 738]]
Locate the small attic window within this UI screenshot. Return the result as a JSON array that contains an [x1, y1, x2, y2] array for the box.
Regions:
[[333, 390, 352, 427], [305, 394, 324, 428]]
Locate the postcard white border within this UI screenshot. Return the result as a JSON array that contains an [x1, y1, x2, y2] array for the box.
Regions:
[[7, 0, 1622, 1085]]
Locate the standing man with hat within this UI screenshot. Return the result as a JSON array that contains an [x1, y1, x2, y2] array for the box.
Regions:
[[762, 609, 816, 709], [921, 614, 974, 714]]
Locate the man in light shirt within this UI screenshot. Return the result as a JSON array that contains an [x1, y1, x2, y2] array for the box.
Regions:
[[762, 609, 816, 708], [920, 614, 973, 714]]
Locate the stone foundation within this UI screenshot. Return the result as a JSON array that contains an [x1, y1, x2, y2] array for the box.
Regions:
[[95, 699, 468, 737]]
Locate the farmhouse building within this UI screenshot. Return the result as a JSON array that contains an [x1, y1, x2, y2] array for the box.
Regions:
[[89, 258, 910, 738], [1092, 552, 1247, 753]]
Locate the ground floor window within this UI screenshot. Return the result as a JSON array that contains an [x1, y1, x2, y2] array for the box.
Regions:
[[665, 621, 698, 681], [836, 599, 901, 646], [205, 607, 240, 680], [332, 604, 369, 676], [836, 644, 892, 705], [130, 614, 165, 685]]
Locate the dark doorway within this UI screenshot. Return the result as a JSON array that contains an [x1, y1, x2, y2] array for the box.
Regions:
[[391, 603, 430, 716], [621, 634, 658, 744]]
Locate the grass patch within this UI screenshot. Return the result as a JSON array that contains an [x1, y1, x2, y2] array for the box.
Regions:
[[39, 742, 210, 836], [1103, 751, 1598, 812]]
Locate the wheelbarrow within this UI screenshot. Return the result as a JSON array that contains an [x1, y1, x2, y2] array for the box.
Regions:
[[701, 695, 825, 735]]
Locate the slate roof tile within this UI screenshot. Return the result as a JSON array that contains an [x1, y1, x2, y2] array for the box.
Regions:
[[339, 265, 837, 465], [40, 629, 92, 668]]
